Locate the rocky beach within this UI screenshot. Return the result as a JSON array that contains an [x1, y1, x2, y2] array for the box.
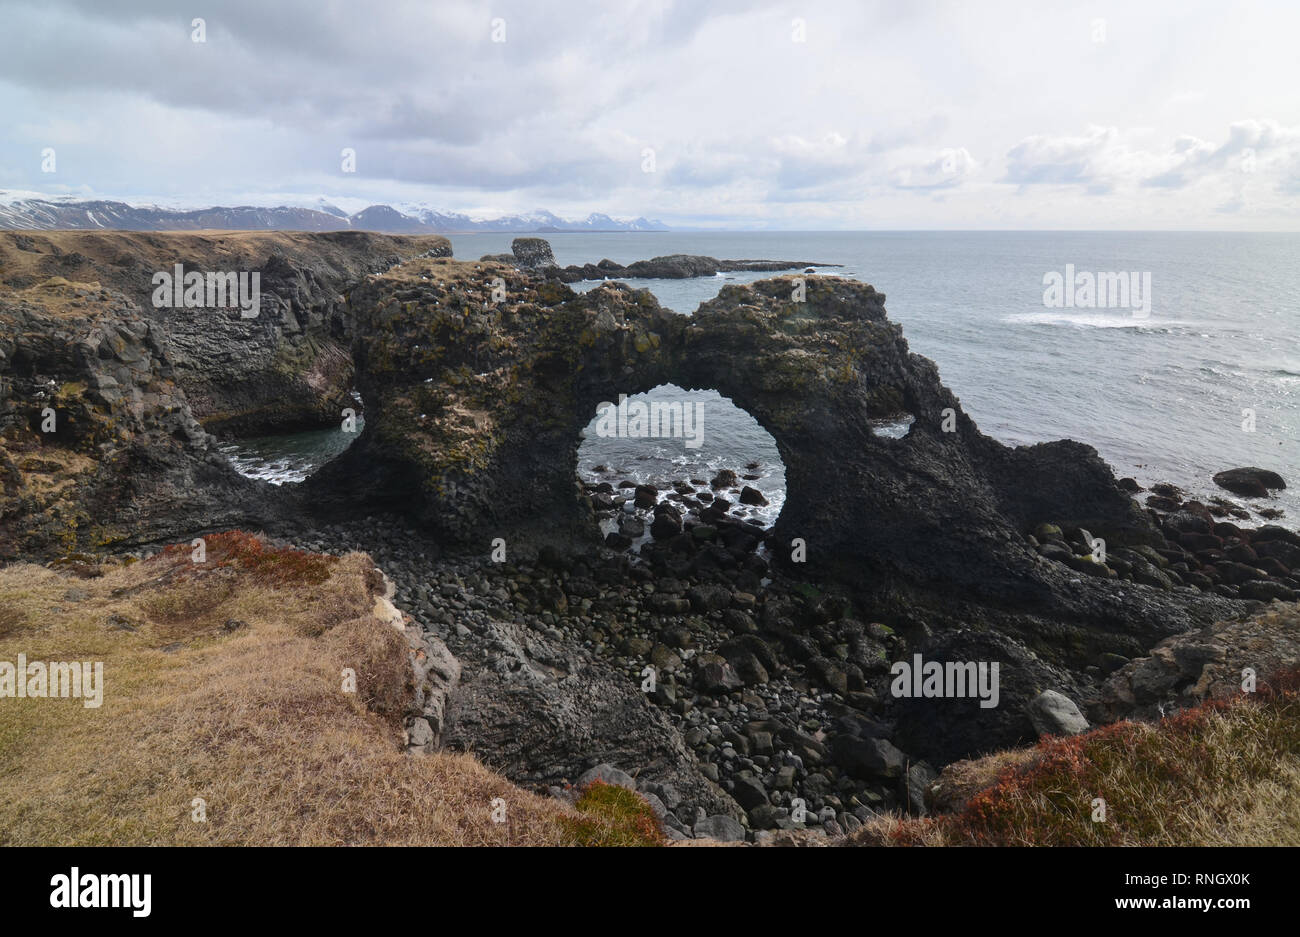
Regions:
[[2, 230, 1297, 844]]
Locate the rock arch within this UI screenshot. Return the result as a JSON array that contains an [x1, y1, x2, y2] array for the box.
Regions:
[[0, 231, 1191, 631], [306, 257, 1151, 613]]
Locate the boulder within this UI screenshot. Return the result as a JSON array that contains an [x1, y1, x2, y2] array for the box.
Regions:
[[649, 513, 682, 540], [1213, 467, 1285, 498], [730, 774, 770, 810], [686, 584, 732, 612], [834, 736, 909, 779], [510, 237, 556, 268], [694, 654, 743, 693], [576, 763, 636, 791], [710, 469, 738, 490], [1254, 539, 1300, 570], [694, 814, 746, 841], [1239, 580, 1297, 602], [1027, 690, 1090, 737]]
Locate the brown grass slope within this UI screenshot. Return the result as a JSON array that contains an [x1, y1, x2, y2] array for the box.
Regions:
[[0, 532, 662, 846], [0, 229, 451, 304]]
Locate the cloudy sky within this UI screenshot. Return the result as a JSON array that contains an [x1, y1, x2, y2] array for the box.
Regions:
[[1, 0, 1298, 229]]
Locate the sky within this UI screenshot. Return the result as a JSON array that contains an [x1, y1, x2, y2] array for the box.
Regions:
[[1, 0, 1298, 230]]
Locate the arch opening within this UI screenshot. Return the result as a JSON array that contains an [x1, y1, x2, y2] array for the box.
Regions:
[[868, 413, 915, 439], [577, 383, 787, 555], [216, 389, 366, 486]]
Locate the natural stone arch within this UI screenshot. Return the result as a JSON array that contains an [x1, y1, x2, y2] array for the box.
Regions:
[[308, 258, 1153, 614], [308, 266, 688, 548]]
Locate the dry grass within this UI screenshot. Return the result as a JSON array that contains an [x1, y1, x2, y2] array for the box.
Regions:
[[0, 532, 647, 846], [847, 670, 1300, 846], [0, 230, 450, 293]]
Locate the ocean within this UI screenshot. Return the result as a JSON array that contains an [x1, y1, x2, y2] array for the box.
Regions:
[[225, 231, 1300, 527]]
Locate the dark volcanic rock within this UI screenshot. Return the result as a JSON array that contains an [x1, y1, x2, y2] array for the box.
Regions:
[[4, 239, 1266, 785], [1213, 467, 1286, 498], [833, 735, 909, 779], [891, 628, 1085, 765], [552, 250, 841, 283], [0, 230, 452, 437], [511, 237, 555, 269], [1096, 602, 1300, 722], [310, 269, 675, 544], [441, 614, 736, 816], [0, 277, 273, 556], [296, 260, 1248, 675], [9, 234, 1291, 836]]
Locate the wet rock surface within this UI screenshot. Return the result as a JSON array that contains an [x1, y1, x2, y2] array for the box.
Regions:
[[1213, 466, 1286, 498], [1028, 489, 1300, 607]]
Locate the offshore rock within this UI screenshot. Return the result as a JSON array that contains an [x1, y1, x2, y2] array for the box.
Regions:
[[510, 237, 556, 269], [1213, 467, 1286, 498], [552, 253, 841, 283]]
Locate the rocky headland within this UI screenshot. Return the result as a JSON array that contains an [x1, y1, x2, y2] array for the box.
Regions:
[[481, 235, 842, 282], [2, 231, 1296, 842]]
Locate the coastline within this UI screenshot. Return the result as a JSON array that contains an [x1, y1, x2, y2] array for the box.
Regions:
[[2, 230, 1297, 845]]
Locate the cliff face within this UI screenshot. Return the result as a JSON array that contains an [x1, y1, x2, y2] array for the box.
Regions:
[[0, 231, 451, 555], [297, 258, 1245, 759], [0, 230, 451, 435], [0, 276, 259, 557], [0, 235, 1232, 647]]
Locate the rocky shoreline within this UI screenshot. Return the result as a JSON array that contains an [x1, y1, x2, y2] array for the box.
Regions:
[[272, 447, 1296, 841], [1030, 478, 1298, 606], [260, 507, 922, 840], [4, 230, 1297, 843], [255, 450, 1297, 841]]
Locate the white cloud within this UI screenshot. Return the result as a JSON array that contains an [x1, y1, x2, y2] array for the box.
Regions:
[[0, 0, 1297, 228]]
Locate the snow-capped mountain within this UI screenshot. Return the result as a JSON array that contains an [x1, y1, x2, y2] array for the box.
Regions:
[[0, 192, 669, 233]]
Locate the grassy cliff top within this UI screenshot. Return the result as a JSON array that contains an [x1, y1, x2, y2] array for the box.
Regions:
[[0, 531, 662, 846], [0, 230, 452, 304]]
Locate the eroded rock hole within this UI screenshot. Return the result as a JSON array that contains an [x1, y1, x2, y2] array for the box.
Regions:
[[577, 384, 786, 554], [869, 413, 915, 439], [217, 390, 366, 485]]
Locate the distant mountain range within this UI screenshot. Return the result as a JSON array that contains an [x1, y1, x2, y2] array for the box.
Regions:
[[0, 194, 670, 234]]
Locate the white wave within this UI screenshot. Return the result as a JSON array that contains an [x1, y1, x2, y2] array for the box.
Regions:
[[1001, 311, 1185, 330]]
